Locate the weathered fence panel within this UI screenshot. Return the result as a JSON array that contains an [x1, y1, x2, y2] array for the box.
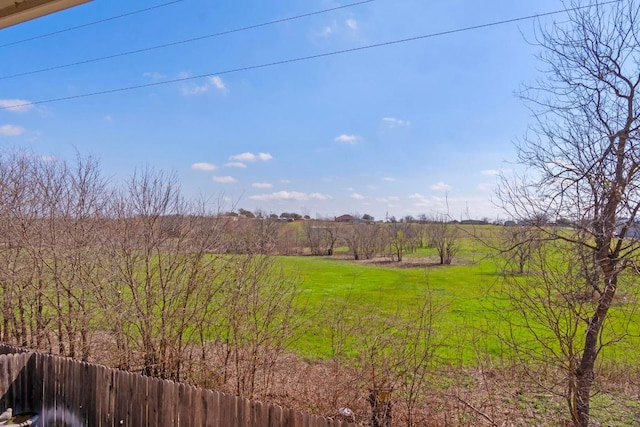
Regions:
[[0, 345, 354, 427]]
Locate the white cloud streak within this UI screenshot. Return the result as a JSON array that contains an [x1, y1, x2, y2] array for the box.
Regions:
[[0, 99, 33, 113], [431, 182, 451, 191], [229, 152, 272, 162], [481, 169, 500, 176], [210, 76, 225, 89], [225, 162, 247, 168], [191, 162, 216, 171], [213, 176, 236, 183], [382, 117, 411, 127], [252, 182, 273, 189], [0, 125, 25, 136], [180, 74, 226, 95], [334, 134, 360, 144], [249, 191, 331, 201]]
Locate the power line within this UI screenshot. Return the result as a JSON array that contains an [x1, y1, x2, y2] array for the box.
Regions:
[[0, 0, 374, 81], [0, 0, 187, 49], [0, 1, 620, 111]]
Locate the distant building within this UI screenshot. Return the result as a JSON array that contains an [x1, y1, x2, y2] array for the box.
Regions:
[[335, 214, 356, 223]]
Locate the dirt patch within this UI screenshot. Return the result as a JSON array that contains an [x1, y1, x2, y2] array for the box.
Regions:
[[331, 255, 474, 269]]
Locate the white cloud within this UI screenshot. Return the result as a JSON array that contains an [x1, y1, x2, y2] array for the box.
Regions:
[[376, 196, 400, 203], [252, 182, 273, 189], [143, 72, 166, 81], [351, 193, 365, 200], [409, 193, 425, 199], [191, 162, 217, 171], [310, 192, 331, 200], [345, 18, 358, 30], [315, 20, 337, 37], [229, 152, 273, 162], [382, 177, 397, 182], [367, 185, 377, 190], [180, 74, 226, 95], [181, 82, 210, 95], [213, 176, 237, 183], [320, 26, 333, 36], [0, 99, 33, 113], [225, 162, 247, 168], [41, 155, 57, 162], [481, 169, 500, 176], [249, 191, 330, 201], [334, 134, 360, 144], [382, 117, 411, 127], [0, 125, 25, 136], [104, 115, 113, 122], [209, 76, 225, 90], [477, 183, 493, 192], [280, 179, 291, 184], [431, 182, 452, 191]]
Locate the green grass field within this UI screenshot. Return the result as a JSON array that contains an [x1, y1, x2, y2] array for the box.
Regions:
[[276, 232, 505, 361], [275, 227, 640, 367]]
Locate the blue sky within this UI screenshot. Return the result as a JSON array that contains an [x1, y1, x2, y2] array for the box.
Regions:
[[0, 0, 566, 220]]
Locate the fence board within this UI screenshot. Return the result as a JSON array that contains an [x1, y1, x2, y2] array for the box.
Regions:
[[0, 355, 9, 410], [161, 380, 177, 426], [205, 389, 219, 427], [131, 372, 143, 427], [85, 363, 97, 427], [191, 387, 203, 427], [252, 400, 268, 427], [147, 377, 160, 427], [219, 392, 229, 426], [17, 354, 29, 412], [268, 404, 282, 427], [178, 382, 189, 427], [29, 353, 42, 415], [0, 346, 355, 427], [97, 365, 111, 427], [241, 397, 252, 427]]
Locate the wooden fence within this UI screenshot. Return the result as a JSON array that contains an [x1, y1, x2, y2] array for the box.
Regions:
[[0, 345, 353, 427]]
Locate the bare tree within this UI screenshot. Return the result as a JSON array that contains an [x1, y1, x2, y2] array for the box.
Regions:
[[303, 220, 340, 256], [100, 168, 226, 380], [213, 254, 302, 399], [224, 217, 281, 254], [428, 217, 459, 265], [500, 225, 543, 275], [499, 1, 640, 424], [0, 151, 41, 347], [343, 223, 383, 260], [385, 221, 419, 262]]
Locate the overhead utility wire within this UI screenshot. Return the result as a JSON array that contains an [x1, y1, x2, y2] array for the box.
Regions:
[[0, 0, 375, 81], [0, 1, 620, 111], [0, 0, 187, 49]]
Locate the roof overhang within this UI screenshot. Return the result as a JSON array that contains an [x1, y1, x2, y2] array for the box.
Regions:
[[0, 0, 91, 29]]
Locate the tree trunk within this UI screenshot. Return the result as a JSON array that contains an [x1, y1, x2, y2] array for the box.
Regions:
[[573, 269, 617, 426]]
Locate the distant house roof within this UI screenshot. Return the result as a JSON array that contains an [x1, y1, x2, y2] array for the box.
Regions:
[[335, 214, 356, 222], [0, 0, 91, 29]]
